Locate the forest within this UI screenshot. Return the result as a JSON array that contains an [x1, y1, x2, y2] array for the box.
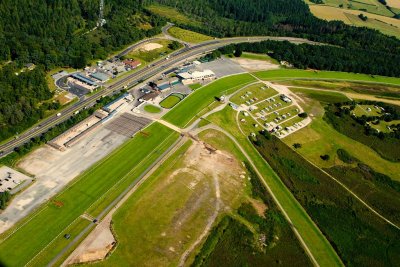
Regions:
[[0, 64, 55, 142], [0, 0, 165, 69], [219, 40, 400, 77]]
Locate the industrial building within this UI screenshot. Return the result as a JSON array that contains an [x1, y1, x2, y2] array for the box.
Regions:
[[90, 72, 110, 82], [177, 69, 216, 85]]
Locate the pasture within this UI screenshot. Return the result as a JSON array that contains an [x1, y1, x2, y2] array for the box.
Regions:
[[0, 123, 179, 266], [168, 26, 213, 43], [254, 69, 400, 86], [162, 73, 256, 128]]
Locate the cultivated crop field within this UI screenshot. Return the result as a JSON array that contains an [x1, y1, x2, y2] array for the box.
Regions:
[[0, 123, 179, 266], [163, 73, 256, 128]]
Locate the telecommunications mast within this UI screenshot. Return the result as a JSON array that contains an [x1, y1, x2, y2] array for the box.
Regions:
[[97, 0, 106, 27]]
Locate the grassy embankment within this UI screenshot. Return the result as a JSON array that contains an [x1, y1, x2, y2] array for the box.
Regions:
[[143, 104, 161, 113], [168, 26, 213, 43], [0, 123, 179, 266], [163, 73, 256, 128]]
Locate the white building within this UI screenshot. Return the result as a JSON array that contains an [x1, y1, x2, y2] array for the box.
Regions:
[[177, 69, 216, 85]]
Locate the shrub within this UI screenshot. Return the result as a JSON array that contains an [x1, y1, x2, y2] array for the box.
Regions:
[[320, 154, 330, 161]]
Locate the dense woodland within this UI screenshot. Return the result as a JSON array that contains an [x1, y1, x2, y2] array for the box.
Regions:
[[219, 41, 400, 77], [0, 0, 165, 69], [0, 65, 55, 142]]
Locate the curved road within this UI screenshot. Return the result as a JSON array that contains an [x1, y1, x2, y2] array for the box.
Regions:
[[0, 35, 321, 158]]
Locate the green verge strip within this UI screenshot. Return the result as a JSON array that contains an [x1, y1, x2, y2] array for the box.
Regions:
[[254, 69, 400, 86], [162, 73, 256, 128], [206, 108, 342, 266], [0, 122, 179, 267]]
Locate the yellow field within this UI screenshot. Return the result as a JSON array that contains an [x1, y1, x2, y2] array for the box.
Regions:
[[310, 5, 400, 38], [386, 0, 400, 8]]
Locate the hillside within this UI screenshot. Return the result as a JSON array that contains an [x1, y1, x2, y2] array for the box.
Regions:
[[0, 0, 165, 69]]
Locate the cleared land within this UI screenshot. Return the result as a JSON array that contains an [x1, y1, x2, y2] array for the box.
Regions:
[[168, 27, 213, 43], [124, 39, 180, 64], [0, 123, 179, 266], [163, 73, 256, 128], [146, 5, 202, 27], [254, 69, 400, 86], [204, 107, 342, 266]]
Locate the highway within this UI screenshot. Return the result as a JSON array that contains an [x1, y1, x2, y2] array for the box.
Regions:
[[0, 35, 320, 157]]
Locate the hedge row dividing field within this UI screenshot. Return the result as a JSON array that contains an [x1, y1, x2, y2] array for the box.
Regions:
[[0, 123, 179, 266], [254, 69, 400, 86], [162, 73, 256, 128], [253, 135, 400, 266]]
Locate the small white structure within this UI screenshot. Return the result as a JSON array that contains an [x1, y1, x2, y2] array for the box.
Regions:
[[178, 69, 216, 85]]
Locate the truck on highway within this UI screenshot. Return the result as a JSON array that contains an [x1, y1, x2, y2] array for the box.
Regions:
[[57, 113, 62, 117]]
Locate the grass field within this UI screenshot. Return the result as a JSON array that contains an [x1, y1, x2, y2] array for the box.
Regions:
[[254, 134, 400, 266], [282, 79, 400, 99], [254, 69, 400, 86], [124, 39, 180, 63], [290, 88, 351, 103], [95, 130, 249, 266], [163, 74, 256, 128], [146, 5, 202, 27], [189, 83, 202, 90], [283, 99, 400, 180], [230, 83, 278, 106], [159, 93, 185, 109], [204, 107, 342, 266], [143, 104, 161, 113], [168, 27, 213, 43], [0, 123, 179, 266]]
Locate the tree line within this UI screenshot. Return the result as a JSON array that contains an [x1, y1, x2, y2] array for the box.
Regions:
[[218, 40, 400, 77]]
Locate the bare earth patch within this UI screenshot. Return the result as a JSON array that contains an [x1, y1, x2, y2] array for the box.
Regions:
[[231, 58, 280, 71], [140, 43, 163, 52]]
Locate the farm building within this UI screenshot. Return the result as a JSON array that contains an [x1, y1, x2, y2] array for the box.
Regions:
[[177, 69, 216, 85]]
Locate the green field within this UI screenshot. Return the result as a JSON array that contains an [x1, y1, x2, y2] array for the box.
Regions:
[[353, 104, 381, 117], [283, 99, 400, 180], [254, 69, 400, 86], [146, 5, 202, 26], [143, 104, 161, 113], [204, 107, 342, 266], [159, 93, 185, 109], [124, 39, 181, 63], [189, 83, 202, 90], [241, 52, 280, 65], [254, 134, 400, 266], [168, 26, 213, 43], [290, 88, 350, 103], [0, 123, 179, 266], [163, 73, 256, 128], [230, 83, 278, 106]]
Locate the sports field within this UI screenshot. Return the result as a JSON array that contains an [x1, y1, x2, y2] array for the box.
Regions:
[[159, 93, 184, 109], [162, 73, 256, 128], [0, 123, 179, 266], [254, 69, 400, 86], [204, 107, 342, 266]]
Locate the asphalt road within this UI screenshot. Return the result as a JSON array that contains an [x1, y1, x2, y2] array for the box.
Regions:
[[0, 35, 320, 158]]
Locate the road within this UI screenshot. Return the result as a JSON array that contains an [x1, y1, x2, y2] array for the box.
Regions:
[[0, 35, 321, 158]]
